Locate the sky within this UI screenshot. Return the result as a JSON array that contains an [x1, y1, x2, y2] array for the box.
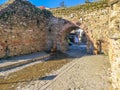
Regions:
[[0, 0, 94, 8]]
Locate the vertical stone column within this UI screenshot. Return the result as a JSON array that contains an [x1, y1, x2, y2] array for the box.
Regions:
[[109, 0, 120, 89]]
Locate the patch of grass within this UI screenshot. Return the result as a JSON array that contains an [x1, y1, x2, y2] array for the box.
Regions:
[[51, 0, 108, 17]]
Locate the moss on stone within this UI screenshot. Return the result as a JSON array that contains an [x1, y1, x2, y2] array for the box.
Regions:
[[51, 0, 108, 16]]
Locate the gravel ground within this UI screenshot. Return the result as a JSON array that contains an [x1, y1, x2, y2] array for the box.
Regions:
[[17, 55, 111, 90], [45, 55, 111, 90]]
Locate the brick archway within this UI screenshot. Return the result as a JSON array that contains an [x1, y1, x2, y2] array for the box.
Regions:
[[57, 21, 99, 54]]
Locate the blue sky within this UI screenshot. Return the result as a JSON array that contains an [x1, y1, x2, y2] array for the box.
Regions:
[[0, 0, 93, 8], [0, 0, 7, 5]]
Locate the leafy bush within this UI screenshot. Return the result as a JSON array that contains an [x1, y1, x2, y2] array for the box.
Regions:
[[42, 9, 53, 18]]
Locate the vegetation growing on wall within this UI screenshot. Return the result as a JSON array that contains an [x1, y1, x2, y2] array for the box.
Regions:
[[0, 0, 53, 21], [0, 0, 53, 58], [51, 0, 108, 16]]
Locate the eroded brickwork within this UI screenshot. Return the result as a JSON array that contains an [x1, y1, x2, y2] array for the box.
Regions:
[[109, 0, 120, 89], [0, 0, 51, 58], [0, 1, 120, 89], [51, 1, 109, 54]]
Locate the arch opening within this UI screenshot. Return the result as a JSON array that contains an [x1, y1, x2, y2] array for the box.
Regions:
[[48, 19, 103, 55], [67, 28, 87, 45], [57, 21, 97, 56], [65, 27, 88, 56]]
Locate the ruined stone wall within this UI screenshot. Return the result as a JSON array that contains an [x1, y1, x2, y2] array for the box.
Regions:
[[109, 0, 120, 89], [51, 1, 109, 54], [48, 1, 120, 89], [46, 16, 71, 52], [0, 0, 120, 89], [0, 0, 51, 58]]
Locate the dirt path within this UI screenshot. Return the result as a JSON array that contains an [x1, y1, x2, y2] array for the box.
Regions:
[[44, 55, 111, 90], [17, 55, 111, 90]]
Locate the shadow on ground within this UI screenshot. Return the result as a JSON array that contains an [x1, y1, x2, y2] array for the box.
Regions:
[[39, 75, 57, 80]]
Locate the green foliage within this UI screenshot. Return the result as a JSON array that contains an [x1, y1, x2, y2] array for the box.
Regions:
[[0, 0, 52, 21], [93, 0, 108, 2], [0, 12, 10, 19], [51, 0, 108, 16], [42, 9, 53, 18], [34, 8, 43, 14], [0, 11, 15, 20]]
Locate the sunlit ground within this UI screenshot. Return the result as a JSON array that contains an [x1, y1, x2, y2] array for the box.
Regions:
[[0, 52, 70, 90]]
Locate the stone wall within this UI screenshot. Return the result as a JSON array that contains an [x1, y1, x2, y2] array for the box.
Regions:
[[51, 1, 109, 54], [109, 0, 120, 89], [0, 0, 52, 58], [0, 0, 110, 57], [0, 0, 120, 89], [49, 2, 120, 89], [46, 17, 73, 52]]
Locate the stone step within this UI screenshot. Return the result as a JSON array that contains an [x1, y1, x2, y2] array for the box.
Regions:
[[0, 52, 50, 72]]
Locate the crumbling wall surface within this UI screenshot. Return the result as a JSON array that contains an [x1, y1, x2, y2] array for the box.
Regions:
[[46, 16, 72, 52], [109, 0, 120, 89], [0, 0, 51, 58], [51, 1, 109, 54]]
